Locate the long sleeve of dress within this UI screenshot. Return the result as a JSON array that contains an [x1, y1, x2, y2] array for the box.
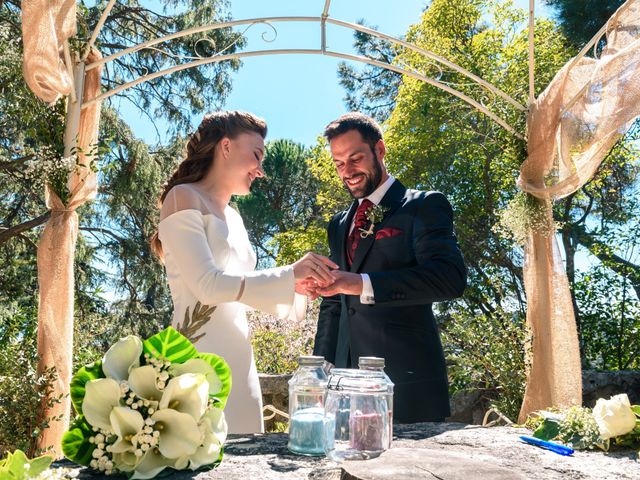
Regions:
[[158, 209, 304, 319]]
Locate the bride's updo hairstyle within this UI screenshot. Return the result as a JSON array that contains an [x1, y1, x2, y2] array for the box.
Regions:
[[151, 111, 267, 260]]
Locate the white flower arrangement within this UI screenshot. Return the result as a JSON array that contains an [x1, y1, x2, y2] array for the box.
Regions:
[[62, 327, 231, 479], [23, 146, 80, 202]]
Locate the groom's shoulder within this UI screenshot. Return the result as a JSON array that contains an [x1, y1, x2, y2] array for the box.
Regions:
[[404, 188, 450, 205], [330, 208, 349, 225]]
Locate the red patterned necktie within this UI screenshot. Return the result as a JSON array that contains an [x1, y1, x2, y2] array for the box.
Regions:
[[346, 199, 374, 266]]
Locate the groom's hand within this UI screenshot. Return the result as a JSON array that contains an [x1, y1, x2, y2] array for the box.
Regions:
[[314, 270, 363, 297]]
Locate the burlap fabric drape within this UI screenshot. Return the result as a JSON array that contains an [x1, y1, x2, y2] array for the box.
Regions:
[[21, 0, 77, 103], [22, 0, 103, 456], [517, 0, 640, 422], [34, 50, 102, 457]]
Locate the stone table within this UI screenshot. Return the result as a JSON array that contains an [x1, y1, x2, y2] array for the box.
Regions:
[[55, 423, 639, 479]]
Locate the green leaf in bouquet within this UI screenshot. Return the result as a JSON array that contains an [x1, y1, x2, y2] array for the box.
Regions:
[[61, 416, 96, 467], [70, 360, 105, 415], [0, 449, 53, 479], [196, 352, 232, 408], [631, 405, 640, 417], [533, 418, 560, 441], [26, 454, 53, 477], [143, 327, 197, 364]]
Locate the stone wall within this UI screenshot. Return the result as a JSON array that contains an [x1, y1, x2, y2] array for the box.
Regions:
[[582, 370, 640, 406], [260, 373, 292, 431], [259, 370, 640, 428]]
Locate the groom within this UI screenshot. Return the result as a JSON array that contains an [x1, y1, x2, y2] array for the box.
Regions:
[[312, 112, 467, 423]]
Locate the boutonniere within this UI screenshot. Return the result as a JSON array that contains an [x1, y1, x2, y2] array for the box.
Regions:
[[359, 204, 389, 238]]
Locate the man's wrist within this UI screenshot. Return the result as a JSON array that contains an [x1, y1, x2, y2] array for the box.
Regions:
[[351, 273, 364, 295]]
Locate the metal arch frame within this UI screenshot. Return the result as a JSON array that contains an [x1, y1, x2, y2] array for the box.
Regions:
[[77, 0, 530, 139]]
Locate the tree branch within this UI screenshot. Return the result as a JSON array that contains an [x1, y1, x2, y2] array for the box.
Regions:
[[0, 211, 50, 245]]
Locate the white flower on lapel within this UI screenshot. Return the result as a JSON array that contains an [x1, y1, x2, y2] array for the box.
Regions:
[[359, 204, 389, 238], [169, 358, 223, 396], [109, 406, 145, 454], [151, 408, 203, 459], [159, 373, 209, 421], [82, 378, 121, 432], [128, 365, 163, 401], [102, 335, 143, 382]]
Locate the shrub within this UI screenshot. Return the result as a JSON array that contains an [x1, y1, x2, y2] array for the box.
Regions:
[[0, 303, 63, 457], [249, 301, 318, 375], [441, 310, 528, 422]]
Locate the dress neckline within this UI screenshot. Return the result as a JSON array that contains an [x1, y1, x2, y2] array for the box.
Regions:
[[159, 206, 233, 225]]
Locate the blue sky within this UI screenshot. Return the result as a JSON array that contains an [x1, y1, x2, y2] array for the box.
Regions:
[[118, 0, 553, 147]]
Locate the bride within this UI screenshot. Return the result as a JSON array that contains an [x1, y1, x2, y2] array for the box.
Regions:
[[150, 111, 337, 433]]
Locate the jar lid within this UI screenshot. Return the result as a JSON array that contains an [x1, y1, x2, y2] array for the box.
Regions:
[[358, 356, 385, 368], [298, 355, 325, 367], [327, 368, 388, 392]]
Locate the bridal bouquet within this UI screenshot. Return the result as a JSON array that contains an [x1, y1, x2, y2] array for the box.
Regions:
[[527, 394, 640, 452], [62, 327, 231, 478]]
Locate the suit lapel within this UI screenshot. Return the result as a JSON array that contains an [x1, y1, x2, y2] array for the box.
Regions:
[[337, 200, 358, 270], [349, 180, 407, 273]]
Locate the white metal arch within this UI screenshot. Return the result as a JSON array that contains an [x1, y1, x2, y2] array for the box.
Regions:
[[76, 0, 530, 139]]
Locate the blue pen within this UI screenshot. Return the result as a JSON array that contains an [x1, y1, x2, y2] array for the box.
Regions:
[[519, 436, 575, 456]]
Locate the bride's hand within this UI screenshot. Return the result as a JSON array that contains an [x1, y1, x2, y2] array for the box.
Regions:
[[292, 252, 338, 289], [295, 277, 335, 299]]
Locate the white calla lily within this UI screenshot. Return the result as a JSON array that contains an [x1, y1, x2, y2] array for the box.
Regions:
[[131, 447, 176, 479], [174, 456, 190, 470], [128, 365, 163, 402], [188, 432, 222, 470], [82, 378, 121, 432], [159, 373, 209, 421], [189, 408, 227, 470], [202, 407, 228, 445], [112, 451, 139, 473], [102, 335, 143, 382], [169, 358, 223, 396], [151, 408, 203, 459], [110, 406, 145, 454]]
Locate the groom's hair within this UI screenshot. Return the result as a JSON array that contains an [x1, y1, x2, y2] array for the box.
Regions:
[[324, 112, 383, 152]]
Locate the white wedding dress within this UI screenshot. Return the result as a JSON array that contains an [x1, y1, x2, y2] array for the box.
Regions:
[[158, 184, 304, 433]]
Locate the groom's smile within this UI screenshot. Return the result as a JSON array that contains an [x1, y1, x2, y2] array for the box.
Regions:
[[345, 173, 365, 187]]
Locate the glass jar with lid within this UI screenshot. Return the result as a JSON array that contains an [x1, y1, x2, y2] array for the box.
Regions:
[[287, 355, 328, 456], [323, 368, 389, 461], [359, 356, 394, 449]]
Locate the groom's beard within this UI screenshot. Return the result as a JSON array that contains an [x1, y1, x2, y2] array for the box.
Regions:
[[343, 152, 383, 199]]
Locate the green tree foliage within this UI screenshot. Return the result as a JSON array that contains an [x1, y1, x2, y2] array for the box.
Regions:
[[74, 0, 244, 133], [236, 139, 323, 266], [337, 21, 403, 123], [544, 0, 626, 47], [268, 137, 351, 266]]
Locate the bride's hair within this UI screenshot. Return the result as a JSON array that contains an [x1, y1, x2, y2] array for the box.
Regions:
[[150, 111, 267, 260]]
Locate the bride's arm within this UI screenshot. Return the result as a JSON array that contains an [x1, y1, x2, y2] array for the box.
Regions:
[[159, 209, 299, 317]]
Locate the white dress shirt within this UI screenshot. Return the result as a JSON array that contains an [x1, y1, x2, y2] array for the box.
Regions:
[[349, 175, 396, 304]]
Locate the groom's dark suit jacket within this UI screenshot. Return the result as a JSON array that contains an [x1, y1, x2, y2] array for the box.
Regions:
[[313, 179, 466, 423]]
